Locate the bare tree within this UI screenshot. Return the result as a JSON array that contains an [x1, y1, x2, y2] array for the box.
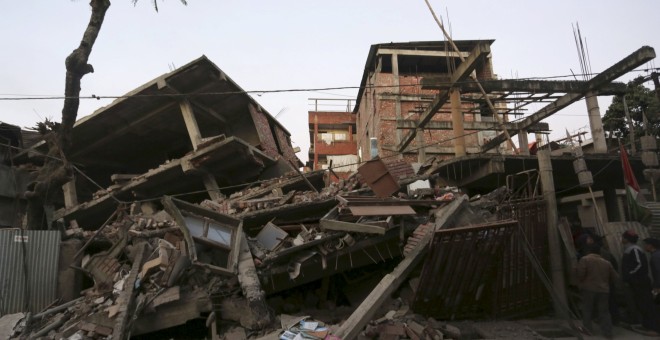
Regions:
[[25, 0, 186, 229]]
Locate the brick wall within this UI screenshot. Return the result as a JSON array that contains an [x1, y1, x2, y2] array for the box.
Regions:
[[274, 126, 300, 165], [356, 54, 498, 160], [248, 104, 280, 159]]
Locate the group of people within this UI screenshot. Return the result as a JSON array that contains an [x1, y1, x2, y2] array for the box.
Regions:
[[574, 229, 660, 338]]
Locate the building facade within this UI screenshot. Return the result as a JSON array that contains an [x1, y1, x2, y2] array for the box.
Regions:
[[308, 99, 358, 179], [353, 40, 504, 164]]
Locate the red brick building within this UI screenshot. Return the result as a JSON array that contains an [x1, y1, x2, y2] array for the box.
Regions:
[[308, 99, 358, 178], [353, 40, 505, 164]]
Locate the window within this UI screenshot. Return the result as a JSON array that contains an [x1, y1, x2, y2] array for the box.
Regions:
[[163, 196, 242, 276]]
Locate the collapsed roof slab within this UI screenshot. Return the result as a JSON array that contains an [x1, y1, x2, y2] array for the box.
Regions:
[[17, 56, 299, 188], [55, 137, 275, 228]]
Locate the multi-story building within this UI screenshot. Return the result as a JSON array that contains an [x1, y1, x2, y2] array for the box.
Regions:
[[353, 40, 504, 164], [307, 99, 358, 179]]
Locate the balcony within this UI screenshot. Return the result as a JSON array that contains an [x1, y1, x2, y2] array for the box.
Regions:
[[312, 140, 357, 156]]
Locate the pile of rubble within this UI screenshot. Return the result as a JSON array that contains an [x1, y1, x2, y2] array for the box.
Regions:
[[1, 156, 546, 340]]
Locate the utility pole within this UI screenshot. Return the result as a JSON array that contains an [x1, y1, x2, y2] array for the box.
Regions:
[[537, 150, 568, 318]]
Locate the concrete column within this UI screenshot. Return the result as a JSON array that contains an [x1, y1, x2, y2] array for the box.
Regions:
[[62, 180, 78, 208], [585, 92, 607, 153], [450, 89, 466, 157], [179, 99, 222, 201], [313, 115, 319, 170], [392, 53, 403, 159], [416, 128, 426, 163], [535, 132, 543, 148], [179, 99, 203, 150], [537, 150, 568, 317], [518, 130, 530, 155]]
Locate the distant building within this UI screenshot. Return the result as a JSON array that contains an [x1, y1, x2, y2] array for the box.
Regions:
[[353, 40, 504, 163], [307, 99, 358, 179]]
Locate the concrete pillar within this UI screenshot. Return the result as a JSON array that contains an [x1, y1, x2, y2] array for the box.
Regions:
[[62, 180, 78, 208], [450, 89, 466, 157], [535, 132, 543, 149], [585, 92, 607, 153], [392, 53, 403, 159], [537, 150, 568, 317], [313, 115, 319, 170], [179, 99, 222, 201], [179, 99, 203, 150], [416, 128, 426, 163], [518, 130, 530, 155], [58, 239, 83, 303]]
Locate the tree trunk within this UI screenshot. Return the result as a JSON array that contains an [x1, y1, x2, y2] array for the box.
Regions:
[[24, 0, 110, 230]]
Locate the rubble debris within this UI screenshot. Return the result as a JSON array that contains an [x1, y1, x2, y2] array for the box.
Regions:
[[237, 235, 273, 330], [334, 196, 467, 340], [4, 153, 573, 339]]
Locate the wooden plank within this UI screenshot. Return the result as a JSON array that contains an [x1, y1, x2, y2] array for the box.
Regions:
[[348, 205, 416, 216]]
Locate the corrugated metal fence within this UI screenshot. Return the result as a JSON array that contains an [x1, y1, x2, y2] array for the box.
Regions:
[[494, 199, 551, 318], [0, 230, 60, 316], [413, 220, 518, 319]]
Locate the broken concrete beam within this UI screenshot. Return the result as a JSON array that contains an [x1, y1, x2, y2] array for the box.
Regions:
[[237, 231, 272, 329], [333, 196, 467, 340]]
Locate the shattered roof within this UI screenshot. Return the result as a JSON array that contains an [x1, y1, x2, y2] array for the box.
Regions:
[[48, 56, 292, 174]]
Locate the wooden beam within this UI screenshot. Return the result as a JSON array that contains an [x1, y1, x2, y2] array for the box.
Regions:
[[397, 42, 491, 152], [481, 46, 656, 152], [376, 48, 469, 58], [422, 78, 628, 95]]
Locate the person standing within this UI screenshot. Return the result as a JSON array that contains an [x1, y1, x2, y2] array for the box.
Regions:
[[621, 230, 660, 335], [643, 238, 660, 304], [575, 244, 618, 338]]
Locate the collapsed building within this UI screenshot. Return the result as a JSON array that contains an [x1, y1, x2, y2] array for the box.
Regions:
[[1, 40, 660, 340]]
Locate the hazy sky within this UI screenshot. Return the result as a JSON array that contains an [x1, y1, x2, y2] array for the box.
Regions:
[[1, 1, 658, 162]]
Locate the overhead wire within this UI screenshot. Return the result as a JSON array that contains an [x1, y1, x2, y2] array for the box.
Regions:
[[0, 67, 658, 102]]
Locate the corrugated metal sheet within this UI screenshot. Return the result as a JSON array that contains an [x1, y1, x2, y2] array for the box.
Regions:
[[494, 199, 551, 318], [413, 220, 517, 319], [0, 230, 60, 316]]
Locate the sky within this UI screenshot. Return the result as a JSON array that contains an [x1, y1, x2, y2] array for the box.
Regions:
[[1, 1, 659, 162]]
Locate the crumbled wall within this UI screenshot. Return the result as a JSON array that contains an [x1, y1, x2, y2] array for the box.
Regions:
[[248, 105, 280, 159], [274, 125, 300, 165]]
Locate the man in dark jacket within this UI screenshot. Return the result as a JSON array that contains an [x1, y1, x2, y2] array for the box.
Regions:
[[643, 238, 660, 301], [621, 230, 659, 335], [575, 244, 618, 338]]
